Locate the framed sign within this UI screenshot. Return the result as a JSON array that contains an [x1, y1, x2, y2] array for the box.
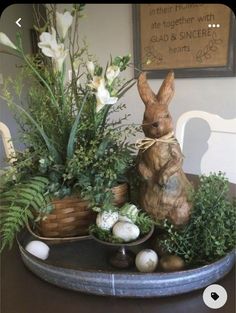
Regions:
[[132, 4, 236, 78]]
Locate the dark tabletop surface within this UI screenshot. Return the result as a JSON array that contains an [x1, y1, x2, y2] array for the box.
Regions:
[[1, 175, 236, 313]]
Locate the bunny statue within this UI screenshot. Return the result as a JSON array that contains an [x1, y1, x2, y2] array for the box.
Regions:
[[136, 71, 192, 226]]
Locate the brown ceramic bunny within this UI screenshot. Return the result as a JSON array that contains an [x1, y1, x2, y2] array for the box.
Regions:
[[136, 71, 192, 226]]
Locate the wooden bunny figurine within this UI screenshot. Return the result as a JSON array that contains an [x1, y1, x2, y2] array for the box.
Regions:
[[136, 71, 192, 226]]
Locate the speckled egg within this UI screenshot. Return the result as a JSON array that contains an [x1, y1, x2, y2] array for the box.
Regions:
[[96, 211, 119, 230], [25, 240, 50, 260], [135, 249, 158, 273]]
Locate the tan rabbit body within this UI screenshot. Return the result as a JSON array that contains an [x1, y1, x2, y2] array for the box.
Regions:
[[137, 71, 192, 226]]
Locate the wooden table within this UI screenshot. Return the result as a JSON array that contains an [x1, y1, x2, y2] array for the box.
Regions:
[[1, 175, 235, 313]]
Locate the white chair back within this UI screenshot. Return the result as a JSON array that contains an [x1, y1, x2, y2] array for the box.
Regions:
[[175, 111, 236, 183], [0, 122, 16, 164]]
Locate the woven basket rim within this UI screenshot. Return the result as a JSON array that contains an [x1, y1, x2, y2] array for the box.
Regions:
[[26, 223, 91, 242]]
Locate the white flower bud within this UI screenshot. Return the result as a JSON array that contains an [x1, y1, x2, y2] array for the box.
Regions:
[[0, 33, 17, 50], [95, 85, 118, 112], [86, 61, 95, 76], [56, 11, 73, 39], [106, 65, 120, 84]]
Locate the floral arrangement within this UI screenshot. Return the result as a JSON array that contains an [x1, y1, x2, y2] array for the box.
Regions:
[[0, 4, 137, 251]]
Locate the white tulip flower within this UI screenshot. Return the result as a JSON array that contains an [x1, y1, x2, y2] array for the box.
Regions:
[[106, 65, 120, 84], [0, 33, 17, 50], [95, 85, 118, 112], [86, 61, 95, 76], [56, 11, 73, 40], [38, 28, 68, 71]]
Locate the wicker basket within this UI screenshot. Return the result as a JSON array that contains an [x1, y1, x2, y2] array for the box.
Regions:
[[36, 183, 128, 238]]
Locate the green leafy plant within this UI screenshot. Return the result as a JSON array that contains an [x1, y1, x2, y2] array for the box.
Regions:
[[159, 172, 236, 267], [65, 115, 137, 210], [135, 212, 154, 234], [0, 176, 51, 251]]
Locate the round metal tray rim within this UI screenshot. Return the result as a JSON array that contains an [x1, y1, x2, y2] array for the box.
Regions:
[[18, 230, 235, 297], [20, 248, 235, 298], [19, 242, 235, 278]]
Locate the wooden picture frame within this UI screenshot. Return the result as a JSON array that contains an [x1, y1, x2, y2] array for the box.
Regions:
[[132, 4, 236, 78], [30, 28, 39, 55]]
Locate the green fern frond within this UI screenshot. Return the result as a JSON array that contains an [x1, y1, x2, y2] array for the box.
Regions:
[[135, 212, 154, 234], [0, 176, 50, 251], [0, 205, 33, 252]]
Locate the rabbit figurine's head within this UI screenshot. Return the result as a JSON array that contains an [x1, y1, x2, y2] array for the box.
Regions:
[[138, 71, 175, 139]]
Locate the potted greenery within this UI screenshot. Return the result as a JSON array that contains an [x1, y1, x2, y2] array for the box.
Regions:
[[154, 172, 236, 270], [0, 4, 137, 250]]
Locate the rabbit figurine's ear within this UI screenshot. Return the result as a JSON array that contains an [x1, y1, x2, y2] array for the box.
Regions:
[[137, 72, 156, 107], [156, 71, 175, 106]]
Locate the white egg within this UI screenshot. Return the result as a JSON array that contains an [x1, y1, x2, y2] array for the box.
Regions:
[[96, 211, 119, 230], [135, 249, 158, 273], [112, 221, 140, 242], [25, 240, 50, 260]]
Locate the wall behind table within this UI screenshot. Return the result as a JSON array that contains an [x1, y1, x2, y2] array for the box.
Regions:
[[0, 4, 34, 167], [59, 4, 235, 181]]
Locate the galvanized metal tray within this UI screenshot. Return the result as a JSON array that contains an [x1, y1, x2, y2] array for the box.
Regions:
[[18, 229, 235, 298]]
